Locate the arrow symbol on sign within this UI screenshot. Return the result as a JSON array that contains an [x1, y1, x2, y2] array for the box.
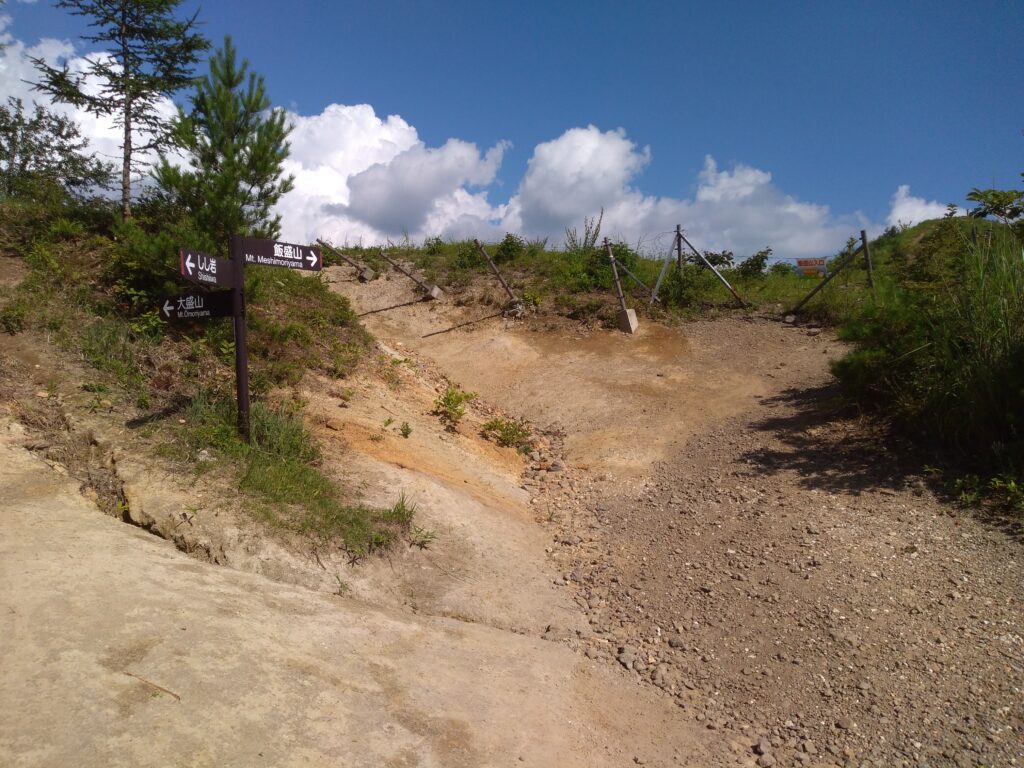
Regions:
[[185, 253, 195, 276], [162, 300, 173, 318], [306, 249, 317, 267]]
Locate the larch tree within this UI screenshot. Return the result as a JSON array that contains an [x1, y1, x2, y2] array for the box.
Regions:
[[32, 0, 208, 217]]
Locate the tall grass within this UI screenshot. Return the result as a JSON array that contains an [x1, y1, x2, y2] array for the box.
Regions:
[[834, 224, 1024, 472]]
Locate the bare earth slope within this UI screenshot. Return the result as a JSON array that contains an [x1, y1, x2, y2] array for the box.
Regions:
[[0, 417, 718, 768], [330, 265, 1023, 767]]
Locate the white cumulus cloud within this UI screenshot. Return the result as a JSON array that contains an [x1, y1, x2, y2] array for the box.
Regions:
[[499, 126, 861, 258], [0, 18, 960, 258], [886, 185, 960, 229], [278, 104, 509, 245]]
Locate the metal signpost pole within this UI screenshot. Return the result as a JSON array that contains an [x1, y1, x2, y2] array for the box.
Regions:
[[228, 234, 251, 441]]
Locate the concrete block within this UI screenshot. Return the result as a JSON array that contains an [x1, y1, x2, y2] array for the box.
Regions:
[[426, 284, 444, 301], [358, 268, 376, 282], [617, 308, 638, 334]]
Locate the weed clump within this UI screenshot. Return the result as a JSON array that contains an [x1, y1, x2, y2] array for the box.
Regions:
[[482, 416, 532, 451], [833, 216, 1024, 483], [434, 384, 476, 429]]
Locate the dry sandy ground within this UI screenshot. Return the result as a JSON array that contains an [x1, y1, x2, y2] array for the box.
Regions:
[[0, 416, 720, 768]]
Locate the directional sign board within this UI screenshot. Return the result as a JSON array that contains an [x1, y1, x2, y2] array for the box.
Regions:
[[233, 235, 321, 272], [160, 290, 234, 322], [180, 249, 233, 288]]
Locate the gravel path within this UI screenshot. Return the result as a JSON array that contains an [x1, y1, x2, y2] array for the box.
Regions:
[[539, 378, 1022, 767]]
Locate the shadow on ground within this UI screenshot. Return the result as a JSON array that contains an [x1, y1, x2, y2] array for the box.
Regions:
[[742, 384, 1023, 542], [741, 383, 917, 494]]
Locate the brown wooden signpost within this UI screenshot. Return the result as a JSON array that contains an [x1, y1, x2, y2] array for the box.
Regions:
[[166, 235, 322, 441]]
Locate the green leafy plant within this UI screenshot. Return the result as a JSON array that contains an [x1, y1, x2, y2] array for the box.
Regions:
[[334, 574, 349, 596], [482, 416, 532, 450], [433, 384, 476, 428], [399, 421, 412, 438], [154, 35, 293, 245], [494, 232, 525, 263]]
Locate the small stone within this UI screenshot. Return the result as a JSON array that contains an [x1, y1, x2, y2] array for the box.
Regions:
[[836, 716, 854, 730], [801, 740, 817, 754], [756, 755, 776, 768], [754, 739, 772, 756]]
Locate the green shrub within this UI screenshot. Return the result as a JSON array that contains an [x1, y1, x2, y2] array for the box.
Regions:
[[833, 221, 1024, 473], [736, 247, 772, 279], [433, 384, 476, 428], [482, 417, 532, 450], [494, 233, 525, 263], [0, 297, 28, 333]]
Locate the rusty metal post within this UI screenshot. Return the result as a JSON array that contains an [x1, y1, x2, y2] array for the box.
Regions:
[[651, 237, 674, 307], [675, 224, 684, 271], [474, 239, 518, 304], [316, 239, 375, 281], [379, 249, 443, 299], [678, 232, 746, 308], [788, 243, 863, 315], [605, 239, 628, 313], [605, 238, 638, 333], [860, 229, 875, 297]]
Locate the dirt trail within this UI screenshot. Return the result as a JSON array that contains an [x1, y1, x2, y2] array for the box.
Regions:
[[2, 254, 1020, 767], [328, 264, 1024, 767]]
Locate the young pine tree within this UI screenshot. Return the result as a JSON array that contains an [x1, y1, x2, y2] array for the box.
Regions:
[[32, 0, 208, 217], [155, 36, 294, 250]]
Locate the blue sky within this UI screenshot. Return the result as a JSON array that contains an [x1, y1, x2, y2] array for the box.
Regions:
[[4, 0, 1023, 256]]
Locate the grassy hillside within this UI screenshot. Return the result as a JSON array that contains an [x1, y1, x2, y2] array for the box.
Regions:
[[833, 216, 1023, 508], [332, 231, 876, 326], [0, 195, 416, 558]]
